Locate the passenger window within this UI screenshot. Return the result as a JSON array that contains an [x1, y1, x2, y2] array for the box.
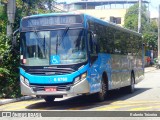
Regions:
[[87, 32, 91, 52], [88, 31, 98, 64], [88, 32, 98, 55]]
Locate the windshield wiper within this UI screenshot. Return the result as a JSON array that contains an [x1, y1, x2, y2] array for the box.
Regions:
[[34, 31, 46, 58], [43, 35, 46, 58], [28, 20, 47, 58], [58, 26, 69, 47], [55, 27, 69, 53], [56, 35, 59, 55]]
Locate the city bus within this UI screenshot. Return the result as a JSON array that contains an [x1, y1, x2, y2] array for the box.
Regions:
[[18, 13, 144, 102]]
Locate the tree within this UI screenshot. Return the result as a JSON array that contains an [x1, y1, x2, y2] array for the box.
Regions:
[[124, 3, 158, 53], [0, 0, 57, 98], [0, 1, 7, 34], [124, 3, 149, 33], [143, 20, 158, 50], [21, 0, 56, 15]]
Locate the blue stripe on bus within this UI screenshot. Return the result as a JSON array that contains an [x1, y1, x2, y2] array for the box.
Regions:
[[20, 63, 89, 84]]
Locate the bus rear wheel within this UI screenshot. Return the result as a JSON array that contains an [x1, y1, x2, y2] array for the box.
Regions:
[[96, 77, 107, 102], [126, 73, 135, 93], [44, 96, 55, 103]]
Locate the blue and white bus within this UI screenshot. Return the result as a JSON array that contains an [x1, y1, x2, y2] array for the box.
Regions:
[[19, 13, 144, 102]]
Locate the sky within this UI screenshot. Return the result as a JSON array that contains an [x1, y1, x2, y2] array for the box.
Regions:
[[149, 0, 159, 18], [56, 0, 160, 18]]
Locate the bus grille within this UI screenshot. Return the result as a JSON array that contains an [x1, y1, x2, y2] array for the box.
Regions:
[[27, 68, 75, 75], [30, 84, 72, 92]]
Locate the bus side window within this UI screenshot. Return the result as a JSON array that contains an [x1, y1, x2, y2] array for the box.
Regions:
[[92, 33, 99, 54], [88, 32, 98, 55], [87, 32, 92, 53], [88, 31, 98, 64]]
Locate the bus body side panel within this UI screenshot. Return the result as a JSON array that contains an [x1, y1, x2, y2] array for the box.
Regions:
[[135, 43, 145, 84], [88, 53, 112, 93], [134, 57, 144, 84], [111, 54, 131, 89]]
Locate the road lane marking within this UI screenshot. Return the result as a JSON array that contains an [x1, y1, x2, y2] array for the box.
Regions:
[[0, 101, 40, 108], [97, 102, 160, 111], [67, 107, 86, 110], [0, 100, 43, 111], [130, 105, 160, 111], [67, 101, 160, 110], [2, 106, 27, 111], [0, 100, 42, 108], [67, 102, 157, 110], [96, 104, 141, 111], [108, 101, 160, 105], [130, 107, 153, 111]]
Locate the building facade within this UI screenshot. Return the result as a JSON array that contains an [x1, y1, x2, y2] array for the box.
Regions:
[[57, 0, 149, 26]]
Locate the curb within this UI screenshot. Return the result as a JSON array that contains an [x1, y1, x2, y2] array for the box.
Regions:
[[0, 96, 34, 105]]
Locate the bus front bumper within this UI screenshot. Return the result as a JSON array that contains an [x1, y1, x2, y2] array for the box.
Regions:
[[20, 79, 90, 97]]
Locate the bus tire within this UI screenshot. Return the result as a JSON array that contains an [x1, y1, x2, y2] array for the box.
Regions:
[[127, 73, 135, 93], [96, 77, 107, 102], [44, 96, 55, 103]]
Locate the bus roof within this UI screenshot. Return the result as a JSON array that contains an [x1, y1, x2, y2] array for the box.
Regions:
[[22, 12, 81, 19], [22, 12, 141, 37]]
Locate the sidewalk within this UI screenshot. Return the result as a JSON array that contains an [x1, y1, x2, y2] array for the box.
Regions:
[[0, 67, 157, 106], [145, 66, 157, 73]]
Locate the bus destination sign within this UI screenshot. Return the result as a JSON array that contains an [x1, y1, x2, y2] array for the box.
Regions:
[[22, 15, 83, 27]]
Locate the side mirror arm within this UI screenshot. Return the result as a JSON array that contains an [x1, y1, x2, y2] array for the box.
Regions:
[[13, 28, 20, 36], [12, 28, 20, 46]]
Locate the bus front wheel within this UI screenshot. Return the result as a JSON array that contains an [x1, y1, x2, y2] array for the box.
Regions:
[[44, 96, 55, 103], [96, 77, 107, 102]]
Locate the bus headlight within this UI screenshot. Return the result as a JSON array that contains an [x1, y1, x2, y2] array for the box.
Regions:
[[81, 72, 87, 79], [74, 72, 87, 85], [24, 78, 29, 86], [20, 75, 25, 82], [20, 75, 29, 86], [74, 76, 81, 85]]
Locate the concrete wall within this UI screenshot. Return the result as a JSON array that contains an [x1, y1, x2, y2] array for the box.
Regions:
[[75, 9, 127, 26]]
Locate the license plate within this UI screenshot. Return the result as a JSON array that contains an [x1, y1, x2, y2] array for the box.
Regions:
[[45, 87, 57, 92]]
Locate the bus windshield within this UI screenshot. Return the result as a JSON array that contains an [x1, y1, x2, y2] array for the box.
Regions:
[[20, 29, 87, 66]]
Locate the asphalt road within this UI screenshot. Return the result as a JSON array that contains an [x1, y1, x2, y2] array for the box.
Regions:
[[0, 68, 160, 120]]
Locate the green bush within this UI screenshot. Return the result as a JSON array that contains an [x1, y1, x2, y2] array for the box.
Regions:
[[0, 0, 57, 98], [0, 35, 21, 98]]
